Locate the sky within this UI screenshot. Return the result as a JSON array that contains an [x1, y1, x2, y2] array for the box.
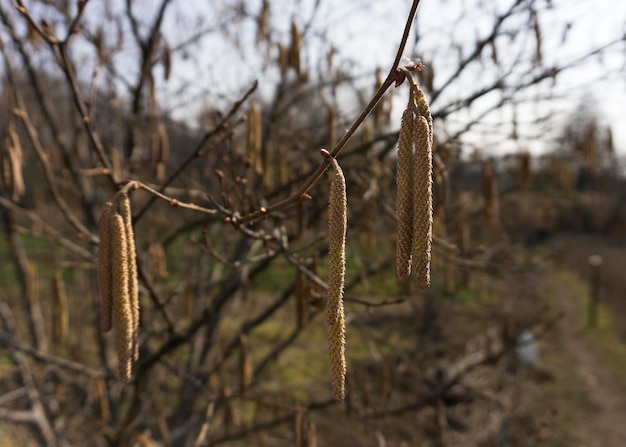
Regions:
[[151, 0, 626, 156], [3, 0, 625, 157]]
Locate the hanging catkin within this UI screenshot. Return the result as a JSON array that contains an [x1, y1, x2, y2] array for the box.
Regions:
[[247, 105, 262, 175], [395, 74, 433, 288], [413, 83, 433, 289], [326, 157, 347, 404], [111, 213, 133, 382], [396, 108, 416, 279], [119, 193, 140, 360], [412, 114, 433, 289], [97, 202, 114, 333], [52, 271, 69, 345]]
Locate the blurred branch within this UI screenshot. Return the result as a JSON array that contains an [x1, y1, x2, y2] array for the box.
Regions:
[[124, 0, 173, 159], [0, 301, 58, 446], [0, 45, 98, 243], [0, 327, 106, 379], [0, 197, 92, 260], [237, 0, 424, 224], [430, 0, 524, 106], [133, 80, 258, 223]]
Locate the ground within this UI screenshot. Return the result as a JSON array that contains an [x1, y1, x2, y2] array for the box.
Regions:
[[2, 233, 626, 446], [535, 235, 626, 447]]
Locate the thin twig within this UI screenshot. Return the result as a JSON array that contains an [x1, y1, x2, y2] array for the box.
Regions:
[[137, 182, 217, 216], [237, 0, 423, 224], [133, 80, 258, 222], [0, 197, 92, 260]]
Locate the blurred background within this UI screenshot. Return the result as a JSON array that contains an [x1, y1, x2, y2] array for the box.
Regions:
[[1, 0, 625, 446]]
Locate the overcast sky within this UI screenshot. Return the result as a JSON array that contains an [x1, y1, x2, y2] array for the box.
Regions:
[[6, 0, 624, 156], [152, 0, 626, 155]]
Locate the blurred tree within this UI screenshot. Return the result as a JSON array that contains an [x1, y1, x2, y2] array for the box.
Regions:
[[0, 0, 623, 445]]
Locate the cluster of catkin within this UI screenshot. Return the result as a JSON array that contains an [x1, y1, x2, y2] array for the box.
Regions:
[[396, 78, 434, 288], [0, 120, 25, 201], [97, 193, 140, 382], [326, 157, 347, 404]]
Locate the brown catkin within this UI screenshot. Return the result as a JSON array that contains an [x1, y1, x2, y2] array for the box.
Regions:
[[52, 271, 69, 345], [326, 158, 347, 403], [520, 151, 531, 188], [278, 43, 288, 77], [294, 409, 303, 447], [119, 193, 140, 361], [289, 20, 302, 75], [396, 108, 416, 279], [147, 242, 168, 280], [256, 0, 269, 43], [412, 115, 433, 289], [328, 300, 346, 403], [6, 123, 25, 200], [306, 419, 318, 447], [111, 213, 133, 382], [95, 379, 110, 422], [247, 105, 263, 174], [97, 202, 114, 333], [482, 164, 499, 228], [532, 10, 543, 65], [276, 145, 289, 185]]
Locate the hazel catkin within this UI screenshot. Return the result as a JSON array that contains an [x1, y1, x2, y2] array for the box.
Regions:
[[396, 108, 416, 279], [119, 193, 140, 360], [97, 202, 114, 333], [412, 115, 433, 289], [395, 75, 434, 288], [111, 213, 133, 382], [326, 158, 347, 403]]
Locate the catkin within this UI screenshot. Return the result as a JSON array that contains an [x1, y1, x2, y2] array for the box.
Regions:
[[52, 271, 69, 345], [111, 213, 133, 382], [395, 78, 433, 288], [97, 202, 114, 333], [396, 108, 416, 278], [119, 193, 140, 361], [326, 158, 347, 403], [278, 43, 288, 77], [306, 419, 318, 447], [1, 122, 25, 200], [147, 242, 168, 280], [289, 21, 302, 75], [328, 300, 346, 403], [247, 105, 262, 174], [412, 115, 433, 289]]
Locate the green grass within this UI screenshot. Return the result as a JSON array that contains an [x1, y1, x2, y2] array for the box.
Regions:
[[536, 268, 626, 446], [555, 269, 626, 386]]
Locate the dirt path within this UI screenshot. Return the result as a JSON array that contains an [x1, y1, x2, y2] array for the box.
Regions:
[[543, 269, 626, 447]]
